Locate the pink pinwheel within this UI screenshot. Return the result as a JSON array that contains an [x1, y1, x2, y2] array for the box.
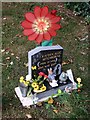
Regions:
[[21, 6, 61, 44]]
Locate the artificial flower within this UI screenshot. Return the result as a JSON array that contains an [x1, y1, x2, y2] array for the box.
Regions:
[[21, 6, 61, 44], [20, 78, 29, 86], [44, 75, 48, 79], [39, 72, 48, 80], [20, 76, 24, 80], [34, 85, 39, 90], [40, 84, 46, 91], [77, 78, 81, 83], [19, 79, 23, 83], [39, 72, 45, 76], [19, 76, 24, 82], [31, 82, 37, 88], [24, 82, 29, 86]]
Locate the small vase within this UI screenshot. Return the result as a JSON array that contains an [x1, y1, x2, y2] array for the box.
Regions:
[[19, 82, 28, 97]]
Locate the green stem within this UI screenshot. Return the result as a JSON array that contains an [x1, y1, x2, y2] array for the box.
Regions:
[[36, 39, 53, 47]]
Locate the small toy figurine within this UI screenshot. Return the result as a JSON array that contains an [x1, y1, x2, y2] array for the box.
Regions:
[[76, 78, 83, 92], [59, 72, 67, 84], [19, 75, 30, 97], [64, 86, 72, 94], [48, 68, 58, 87]]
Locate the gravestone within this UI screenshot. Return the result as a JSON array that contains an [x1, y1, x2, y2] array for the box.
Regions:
[[15, 45, 77, 106], [28, 45, 63, 79]]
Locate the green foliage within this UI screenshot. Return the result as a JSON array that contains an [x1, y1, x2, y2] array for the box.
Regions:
[[64, 2, 90, 23]]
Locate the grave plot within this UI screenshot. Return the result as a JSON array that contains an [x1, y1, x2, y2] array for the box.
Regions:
[[15, 6, 79, 107], [15, 45, 77, 106]]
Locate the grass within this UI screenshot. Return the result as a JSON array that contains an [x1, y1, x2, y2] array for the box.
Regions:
[[2, 2, 90, 119]]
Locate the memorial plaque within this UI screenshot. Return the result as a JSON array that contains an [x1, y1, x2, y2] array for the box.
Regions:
[[28, 45, 63, 79]]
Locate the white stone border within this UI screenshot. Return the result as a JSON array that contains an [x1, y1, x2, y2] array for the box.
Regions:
[[15, 69, 77, 107]]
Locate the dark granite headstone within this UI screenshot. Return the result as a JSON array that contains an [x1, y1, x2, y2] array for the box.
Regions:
[[28, 45, 63, 79]]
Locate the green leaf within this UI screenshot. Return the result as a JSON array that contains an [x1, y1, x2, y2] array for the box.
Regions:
[[45, 104, 50, 109], [58, 89, 62, 94]]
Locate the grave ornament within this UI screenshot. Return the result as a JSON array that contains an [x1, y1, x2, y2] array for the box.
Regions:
[[21, 6, 62, 46]]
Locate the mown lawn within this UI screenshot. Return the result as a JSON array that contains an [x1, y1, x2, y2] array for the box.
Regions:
[[2, 2, 89, 119]]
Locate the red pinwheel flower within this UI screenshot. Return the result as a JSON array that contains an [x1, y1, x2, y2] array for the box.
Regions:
[[39, 72, 45, 76], [21, 6, 61, 44]]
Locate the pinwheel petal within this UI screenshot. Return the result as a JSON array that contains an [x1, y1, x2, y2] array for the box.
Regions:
[[51, 16, 61, 23], [25, 12, 36, 23], [51, 10, 57, 15], [43, 32, 51, 40], [34, 6, 41, 18], [36, 33, 43, 44], [21, 20, 33, 29], [48, 28, 57, 36], [51, 24, 62, 30], [23, 29, 34, 36], [22, 6, 62, 44], [46, 13, 55, 19], [28, 32, 39, 41], [41, 6, 48, 17]]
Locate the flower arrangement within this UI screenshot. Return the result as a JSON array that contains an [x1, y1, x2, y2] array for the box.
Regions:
[[19, 76, 30, 86], [21, 6, 62, 46], [19, 76, 30, 97], [31, 82, 46, 93], [31, 72, 48, 93]]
